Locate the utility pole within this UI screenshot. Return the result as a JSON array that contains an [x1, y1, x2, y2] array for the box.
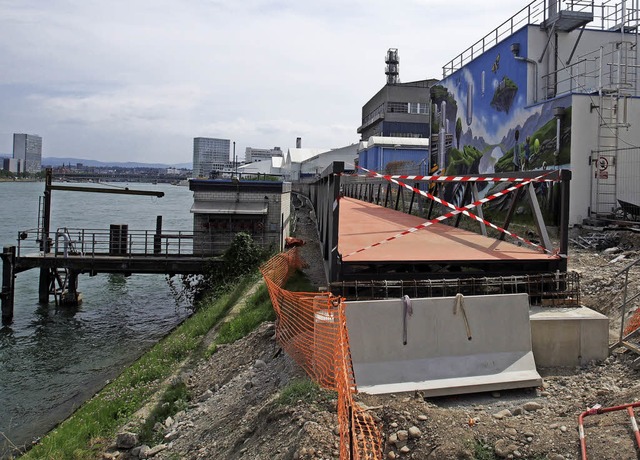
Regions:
[[233, 141, 237, 177]]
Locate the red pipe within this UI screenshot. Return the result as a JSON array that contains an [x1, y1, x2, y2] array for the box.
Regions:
[[579, 402, 640, 460]]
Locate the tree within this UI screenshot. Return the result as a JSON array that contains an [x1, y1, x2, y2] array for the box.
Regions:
[[455, 117, 463, 149]]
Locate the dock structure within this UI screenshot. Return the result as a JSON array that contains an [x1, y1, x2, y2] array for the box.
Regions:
[[0, 169, 219, 325]]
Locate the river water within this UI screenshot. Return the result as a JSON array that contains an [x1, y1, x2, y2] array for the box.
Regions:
[[0, 181, 194, 457]]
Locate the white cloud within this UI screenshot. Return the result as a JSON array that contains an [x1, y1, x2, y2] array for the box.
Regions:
[[0, 0, 521, 162]]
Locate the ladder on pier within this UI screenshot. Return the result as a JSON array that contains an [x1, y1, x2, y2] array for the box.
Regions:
[[48, 267, 81, 307], [591, 40, 636, 218]]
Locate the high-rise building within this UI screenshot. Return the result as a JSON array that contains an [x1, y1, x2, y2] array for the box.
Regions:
[[245, 146, 283, 163], [13, 133, 42, 174], [192, 137, 231, 178]]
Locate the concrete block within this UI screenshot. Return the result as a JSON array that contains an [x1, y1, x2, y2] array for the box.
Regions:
[[345, 293, 541, 396], [529, 306, 609, 367]]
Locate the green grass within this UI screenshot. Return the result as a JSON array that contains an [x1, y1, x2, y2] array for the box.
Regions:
[[215, 283, 275, 346], [277, 378, 332, 406], [473, 440, 497, 460], [20, 277, 254, 460], [138, 381, 190, 443]]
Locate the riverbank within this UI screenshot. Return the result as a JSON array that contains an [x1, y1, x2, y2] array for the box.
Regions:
[[12, 274, 259, 459]]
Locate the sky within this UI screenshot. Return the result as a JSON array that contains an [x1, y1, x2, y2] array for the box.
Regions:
[[0, 0, 512, 165]]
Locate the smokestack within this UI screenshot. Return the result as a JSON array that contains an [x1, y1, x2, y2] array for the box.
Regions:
[[296, 137, 302, 148]]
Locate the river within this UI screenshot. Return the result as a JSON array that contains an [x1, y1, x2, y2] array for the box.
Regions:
[[0, 181, 194, 457]]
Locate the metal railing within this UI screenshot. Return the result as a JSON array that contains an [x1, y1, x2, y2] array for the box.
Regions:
[[14, 227, 274, 259], [541, 40, 639, 98], [442, 1, 639, 78], [330, 271, 580, 306]]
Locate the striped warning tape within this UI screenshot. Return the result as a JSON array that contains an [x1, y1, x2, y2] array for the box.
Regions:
[[338, 172, 558, 182], [342, 165, 559, 259]]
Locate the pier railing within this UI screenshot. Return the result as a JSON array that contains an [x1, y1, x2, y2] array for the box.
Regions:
[[14, 227, 271, 259]]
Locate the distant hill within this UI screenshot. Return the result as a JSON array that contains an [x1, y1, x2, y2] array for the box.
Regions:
[[42, 157, 192, 169]]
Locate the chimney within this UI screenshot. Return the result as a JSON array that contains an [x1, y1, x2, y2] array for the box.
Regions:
[[296, 137, 302, 148]]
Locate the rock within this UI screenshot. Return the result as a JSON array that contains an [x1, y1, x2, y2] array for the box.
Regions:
[[408, 426, 422, 439], [603, 247, 621, 254], [198, 389, 213, 402], [494, 439, 518, 458], [399, 445, 411, 454], [611, 254, 626, 263], [164, 416, 174, 428], [505, 428, 517, 436], [492, 409, 512, 419], [388, 433, 398, 445], [136, 446, 150, 458], [387, 451, 397, 459], [560, 425, 568, 432], [523, 431, 534, 438], [254, 359, 267, 370], [511, 407, 524, 416], [164, 430, 179, 441], [396, 430, 409, 442], [141, 444, 167, 458], [548, 455, 565, 460], [417, 414, 428, 421], [390, 422, 398, 428], [523, 401, 543, 412], [102, 453, 119, 459], [115, 432, 138, 449]]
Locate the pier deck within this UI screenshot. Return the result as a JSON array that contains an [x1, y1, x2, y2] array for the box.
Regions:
[[13, 252, 210, 275], [337, 197, 563, 280]]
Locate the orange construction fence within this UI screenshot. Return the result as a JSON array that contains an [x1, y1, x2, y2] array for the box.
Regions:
[[260, 248, 383, 460]]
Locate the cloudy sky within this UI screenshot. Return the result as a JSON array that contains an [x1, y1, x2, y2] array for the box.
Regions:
[[0, 0, 511, 164]]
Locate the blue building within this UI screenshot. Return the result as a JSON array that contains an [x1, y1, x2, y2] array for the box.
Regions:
[[434, 0, 640, 224]]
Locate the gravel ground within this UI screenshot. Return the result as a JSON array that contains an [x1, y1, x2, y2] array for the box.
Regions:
[[105, 213, 640, 460]]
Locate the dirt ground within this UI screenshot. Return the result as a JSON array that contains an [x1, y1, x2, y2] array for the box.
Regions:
[[108, 202, 640, 460]]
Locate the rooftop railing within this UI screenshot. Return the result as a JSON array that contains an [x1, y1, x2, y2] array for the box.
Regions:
[[442, 1, 638, 78]]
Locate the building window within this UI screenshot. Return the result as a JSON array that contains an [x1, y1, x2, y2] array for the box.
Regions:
[[387, 102, 408, 113], [409, 103, 428, 114]]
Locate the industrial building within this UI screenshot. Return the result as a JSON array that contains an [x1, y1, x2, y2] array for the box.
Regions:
[[244, 146, 283, 163], [434, 0, 640, 225], [12, 133, 42, 174], [189, 178, 291, 256], [357, 49, 437, 143]]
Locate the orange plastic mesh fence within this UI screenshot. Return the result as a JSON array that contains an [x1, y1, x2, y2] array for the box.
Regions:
[[260, 248, 383, 460], [624, 307, 640, 336]]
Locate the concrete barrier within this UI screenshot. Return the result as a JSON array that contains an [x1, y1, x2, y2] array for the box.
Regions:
[[345, 293, 542, 396], [530, 306, 609, 367]]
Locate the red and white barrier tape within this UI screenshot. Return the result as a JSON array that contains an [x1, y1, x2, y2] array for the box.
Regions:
[[338, 172, 557, 182], [342, 165, 558, 259]]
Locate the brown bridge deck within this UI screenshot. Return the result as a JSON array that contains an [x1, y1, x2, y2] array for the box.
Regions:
[[337, 197, 562, 280]]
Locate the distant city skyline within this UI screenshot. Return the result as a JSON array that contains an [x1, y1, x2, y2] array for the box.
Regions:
[[1, 0, 509, 164]]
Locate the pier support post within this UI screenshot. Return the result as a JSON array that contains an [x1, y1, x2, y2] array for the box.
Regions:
[[39, 268, 50, 304], [154, 216, 162, 254], [1, 246, 16, 324]]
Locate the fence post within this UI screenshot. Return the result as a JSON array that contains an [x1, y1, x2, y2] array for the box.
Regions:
[[558, 169, 572, 270]]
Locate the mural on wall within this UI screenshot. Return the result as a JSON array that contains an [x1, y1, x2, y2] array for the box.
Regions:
[[431, 26, 572, 214]]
